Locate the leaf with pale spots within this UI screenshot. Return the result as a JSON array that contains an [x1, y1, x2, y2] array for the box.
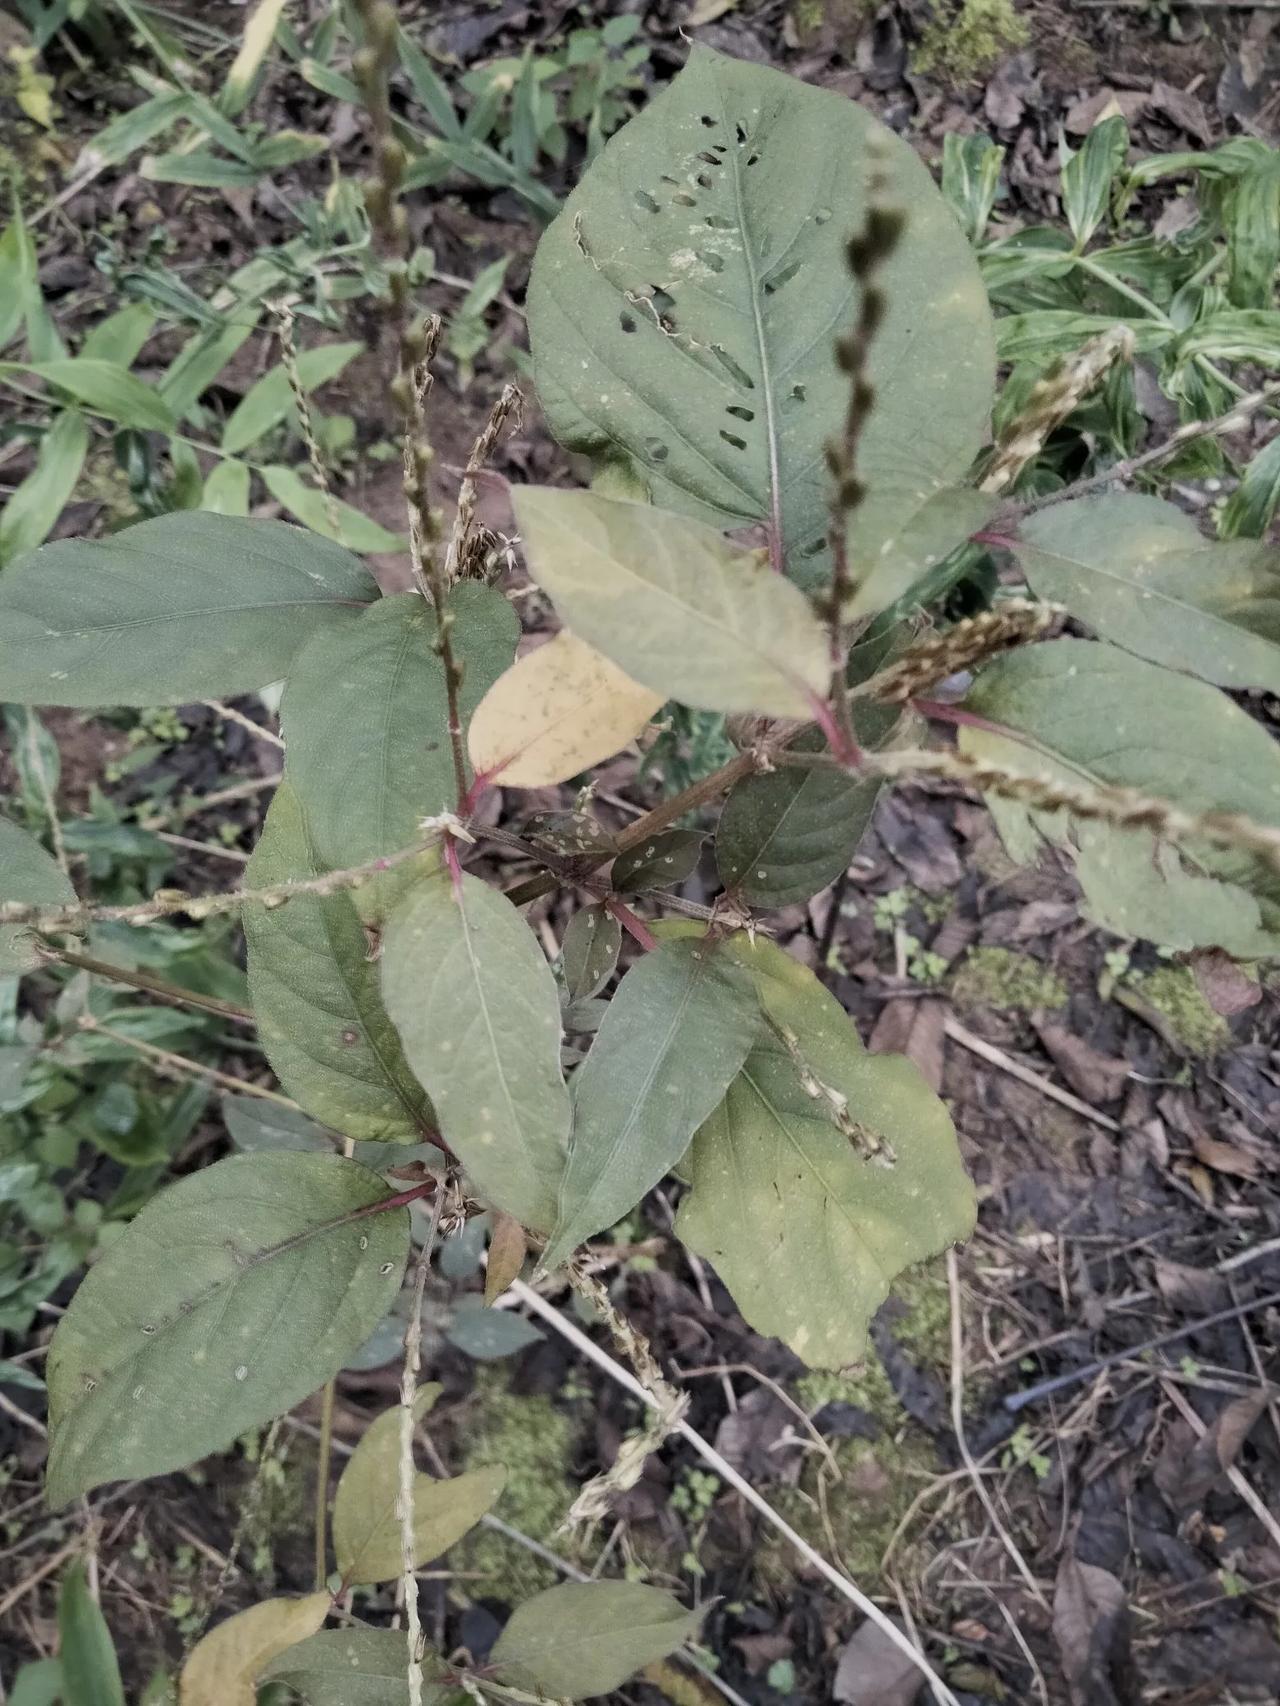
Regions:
[[468, 629, 663, 788], [244, 783, 436, 1142], [559, 904, 622, 1001], [179, 1592, 329, 1706], [45, 1153, 409, 1507], [846, 485, 995, 620], [261, 1628, 446, 1704], [513, 487, 830, 719], [492, 1581, 703, 1700], [612, 828, 705, 892], [0, 512, 376, 707], [332, 1388, 505, 1585], [542, 937, 762, 1271], [526, 45, 994, 589], [0, 813, 77, 974], [382, 871, 571, 1233], [1014, 493, 1280, 693], [283, 584, 519, 917], [674, 932, 975, 1368]]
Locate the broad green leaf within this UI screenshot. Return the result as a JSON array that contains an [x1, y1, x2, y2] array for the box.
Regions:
[[261, 1629, 440, 1705], [1060, 115, 1127, 248], [0, 360, 174, 433], [8, 1658, 63, 1706], [178, 1593, 329, 1706], [526, 45, 994, 588], [1222, 436, 1280, 540], [962, 640, 1280, 957], [243, 784, 436, 1142], [45, 1154, 409, 1506], [676, 935, 976, 1366], [221, 1091, 334, 1154], [559, 905, 622, 1000], [382, 872, 571, 1232], [1016, 494, 1280, 692], [513, 487, 829, 718], [0, 409, 88, 566], [446, 1298, 545, 1359], [492, 1582, 702, 1700], [0, 815, 76, 975], [612, 829, 705, 892], [332, 1390, 505, 1585], [81, 303, 157, 366], [282, 586, 518, 906], [200, 458, 251, 515], [261, 464, 406, 554], [846, 487, 994, 621], [468, 629, 663, 787], [221, 0, 289, 116], [717, 704, 900, 908], [0, 513, 376, 707], [542, 937, 761, 1270], [58, 1562, 125, 1706], [222, 340, 362, 454]]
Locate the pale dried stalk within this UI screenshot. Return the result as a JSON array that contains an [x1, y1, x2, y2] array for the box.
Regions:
[[273, 299, 341, 534], [398, 1183, 447, 1706], [510, 1278, 961, 1706], [981, 326, 1135, 497], [202, 699, 286, 751], [446, 383, 521, 580]]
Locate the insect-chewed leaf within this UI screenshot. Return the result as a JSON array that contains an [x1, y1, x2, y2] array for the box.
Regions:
[[493, 1582, 702, 1700], [846, 486, 995, 620], [717, 704, 901, 908], [526, 45, 993, 589], [1014, 493, 1280, 692], [179, 1593, 329, 1706], [468, 630, 662, 787], [962, 639, 1280, 957], [283, 585, 518, 907], [243, 784, 435, 1142], [612, 829, 705, 892], [512, 487, 829, 718], [261, 1628, 445, 1704], [59, 1561, 125, 1706], [675, 933, 976, 1367], [45, 1153, 408, 1507], [560, 905, 623, 1001], [542, 937, 762, 1271], [0, 814, 76, 974], [381, 872, 571, 1232], [0, 513, 376, 707], [332, 1389, 505, 1585]]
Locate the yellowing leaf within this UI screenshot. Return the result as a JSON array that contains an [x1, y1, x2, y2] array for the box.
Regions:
[[512, 487, 830, 718], [468, 630, 662, 787], [332, 1390, 505, 1585], [222, 0, 290, 117], [179, 1592, 328, 1706]]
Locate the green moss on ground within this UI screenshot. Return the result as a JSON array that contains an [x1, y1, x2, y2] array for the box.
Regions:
[[950, 946, 1067, 1014], [1124, 964, 1229, 1058], [457, 1371, 580, 1600], [913, 0, 1028, 83]]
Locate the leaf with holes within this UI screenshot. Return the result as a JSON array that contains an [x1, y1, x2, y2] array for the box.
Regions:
[[179, 1594, 329, 1706], [382, 871, 571, 1232], [514, 487, 829, 717], [261, 1629, 447, 1704], [283, 586, 518, 918], [962, 640, 1280, 957], [526, 45, 994, 588], [675, 934, 975, 1367], [542, 937, 762, 1271], [243, 784, 436, 1143], [717, 703, 901, 908], [468, 629, 663, 788], [45, 1154, 408, 1506], [332, 1389, 505, 1585], [493, 1582, 702, 1700], [1014, 494, 1280, 693], [0, 513, 375, 707], [0, 815, 77, 975]]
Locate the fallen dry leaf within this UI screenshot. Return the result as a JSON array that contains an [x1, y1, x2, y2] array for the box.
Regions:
[[1052, 1556, 1137, 1706], [833, 1616, 923, 1706], [1033, 1020, 1130, 1103]]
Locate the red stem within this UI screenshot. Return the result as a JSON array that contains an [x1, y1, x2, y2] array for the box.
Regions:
[[605, 896, 658, 952], [911, 698, 1006, 735]]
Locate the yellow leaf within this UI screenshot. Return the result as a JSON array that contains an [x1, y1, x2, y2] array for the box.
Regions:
[[468, 630, 663, 788], [10, 47, 55, 129], [179, 1592, 328, 1706], [222, 0, 289, 116]]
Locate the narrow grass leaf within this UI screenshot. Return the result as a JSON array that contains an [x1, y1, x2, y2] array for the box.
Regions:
[[222, 340, 362, 454]]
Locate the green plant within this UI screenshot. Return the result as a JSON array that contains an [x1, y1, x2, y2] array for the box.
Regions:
[[3, 30, 1280, 1706]]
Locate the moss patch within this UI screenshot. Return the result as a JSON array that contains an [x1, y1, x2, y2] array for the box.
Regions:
[[1122, 964, 1229, 1058], [457, 1371, 579, 1601], [950, 946, 1067, 1014], [913, 0, 1028, 83]]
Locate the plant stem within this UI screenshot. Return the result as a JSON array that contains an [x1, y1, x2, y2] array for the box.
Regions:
[[40, 946, 254, 1024], [1072, 254, 1174, 329], [74, 1015, 301, 1106], [398, 1181, 448, 1706], [314, 1374, 336, 1591]]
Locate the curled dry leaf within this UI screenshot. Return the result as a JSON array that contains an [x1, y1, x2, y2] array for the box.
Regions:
[[468, 629, 662, 787]]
